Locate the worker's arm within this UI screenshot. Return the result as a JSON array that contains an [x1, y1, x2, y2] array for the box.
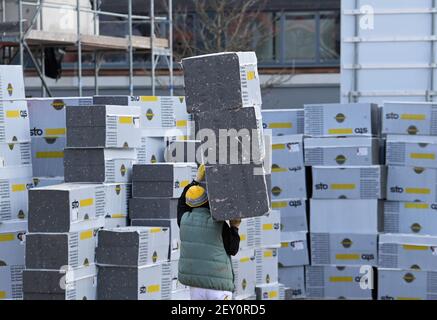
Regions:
[[177, 180, 199, 227], [222, 222, 240, 256]]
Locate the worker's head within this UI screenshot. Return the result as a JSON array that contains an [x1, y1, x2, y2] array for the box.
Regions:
[[185, 185, 209, 208]]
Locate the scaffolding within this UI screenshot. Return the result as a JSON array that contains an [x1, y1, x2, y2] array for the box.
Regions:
[[0, 0, 174, 97]]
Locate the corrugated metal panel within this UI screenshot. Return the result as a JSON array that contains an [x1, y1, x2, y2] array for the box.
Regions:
[[341, 0, 437, 103]]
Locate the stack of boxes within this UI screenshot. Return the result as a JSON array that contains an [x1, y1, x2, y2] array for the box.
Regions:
[[0, 65, 32, 300], [262, 108, 309, 299], [129, 163, 197, 300], [23, 104, 140, 299], [182, 52, 275, 300], [304, 103, 382, 299], [96, 227, 172, 300], [27, 97, 93, 188], [380, 101, 437, 300]]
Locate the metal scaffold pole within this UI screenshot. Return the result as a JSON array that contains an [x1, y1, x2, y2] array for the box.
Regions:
[[77, 0, 83, 96], [128, 0, 133, 95], [19, 0, 23, 66], [150, 0, 155, 96], [169, 0, 173, 96]]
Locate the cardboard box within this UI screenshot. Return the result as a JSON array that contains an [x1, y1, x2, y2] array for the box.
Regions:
[[378, 268, 437, 300], [25, 229, 98, 270], [232, 248, 256, 300], [97, 262, 172, 300], [0, 265, 24, 300], [278, 232, 310, 267], [0, 221, 26, 266], [96, 227, 170, 267], [206, 164, 270, 220], [132, 163, 197, 198], [23, 265, 97, 300], [66, 105, 141, 148], [386, 134, 437, 168], [304, 103, 379, 137], [104, 216, 127, 229], [0, 165, 33, 221], [64, 148, 137, 183], [27, 97, 93, 138], [260, 210, 281, 248], [387, 166, 437, 202], [384, 201, 437, 235], [261, 109, 304, 136], [31, 136, 65, 177], [379, 234, 437, 271], [271, 135, 304, 168], [129, 198, 178, 220], [278, 266, 306, 299], [311, 166, 386, 199], [255, 248, 278, 285], [92, 96, 190, 137], [304, 137, 380, 166], [32, 177, 64, 188], [239, 217, 261, 250], [28, 183, 105, 233], [272, 198, 308, 233], [137, 136, 165, 164], [171, 289, 191, 300], [271, 166, 306, 199], [255, 283, 284, 300], [0, 141, 31, 168], [306, 265, 374, 300], [130, 219, 180, 260], [103, 183, 130, 221], [164, 140, 200, 164], [310, 199, 382, 266], [382, 101, 437, 135], [0, 65, 25, 99], [182, 52, 262, 113]]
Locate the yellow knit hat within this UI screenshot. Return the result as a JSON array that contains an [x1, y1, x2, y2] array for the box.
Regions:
[[185, 185, 208, 208]]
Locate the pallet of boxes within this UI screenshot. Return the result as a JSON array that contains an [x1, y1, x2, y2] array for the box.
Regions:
[[262, 108, 309, 299], [182, 52, 283, 300], [23, 104, 140, 299], [0, 66, 32, 300], [304, 103, 382, 300], [380, 101, 437, 300]]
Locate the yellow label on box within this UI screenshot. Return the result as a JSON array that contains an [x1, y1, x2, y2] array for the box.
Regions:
[[271, 167, 287, 173], [240, 257, 250, 263], [281, 242, 289, 248], [269, 122, 292, 129], [272, 201, 287, 209], [0, 233, 14, 242], [240, 234, 247, 241], [405, 188, 430, 195], [401, 114, 426, 121], [80, 230, 93, 240], [272, 144, 286, 150], [264, 250, 273, 258], [150, 228, 161, 233], [0, 291, 6, 299], [36, 151, 64, 159], [331, 184, 356, 190], [263, 224, 273, 231], [396, 297, 422, 300], [119, 116, 133, 124], [410, 153, 435, 160], [12, 184, 26, 192], [404, 203, 429, 209], [268, 291, 278, 299], [45, 128, 66, 136], [147, 285, 160, 293], [80, 198, 94, 207], [140, 96, 159, 102], [176, 120, 187, 127], [328, 128, 353, 135], [6, 110, 19, 118], [111, 214, 125, 219], [329, 276, 353, 283], [336, 254, 360, 260], [247, 71, 256, 81], [403, 245, 429, 251]]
